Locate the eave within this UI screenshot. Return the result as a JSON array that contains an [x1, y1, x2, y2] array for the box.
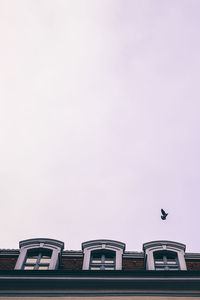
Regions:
[[1, 270, 200, 296]]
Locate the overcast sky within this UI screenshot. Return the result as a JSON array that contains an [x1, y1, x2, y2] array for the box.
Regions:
[[1, 0, 200, 252]]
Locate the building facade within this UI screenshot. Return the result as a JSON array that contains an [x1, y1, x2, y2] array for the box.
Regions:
[[0, 238, 200, 298]]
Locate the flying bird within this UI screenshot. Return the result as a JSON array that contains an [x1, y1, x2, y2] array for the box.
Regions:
[[161, 209, 168, 220]]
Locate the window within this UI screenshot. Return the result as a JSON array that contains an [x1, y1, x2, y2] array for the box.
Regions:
[[154, 251, 179, 270], [90, 250, 115, 270], [24, 248, 52, 270], [82, 239, 125, 270], [143, 240, 187, 271], [15, 238, 64, 270]]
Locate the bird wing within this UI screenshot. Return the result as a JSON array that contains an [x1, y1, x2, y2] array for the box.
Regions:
[[161, 209, 166, 215]]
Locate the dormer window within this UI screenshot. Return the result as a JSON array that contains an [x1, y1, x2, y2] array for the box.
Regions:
[[154, 251, 179, 270], [24, 248, 52, 270], [90, 250, 115, 270], [15, 238, 64, 270], [82, 239, 125, 270], [143, 240, 187, 271]]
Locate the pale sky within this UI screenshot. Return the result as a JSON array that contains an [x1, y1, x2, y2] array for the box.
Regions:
[[0, 0, 200, 252]]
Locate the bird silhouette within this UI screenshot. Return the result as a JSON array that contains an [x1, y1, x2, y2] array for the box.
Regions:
[[161, 209, 168, 220]]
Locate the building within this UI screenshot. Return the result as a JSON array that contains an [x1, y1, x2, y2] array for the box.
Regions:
[[0, 238, 200, 298]]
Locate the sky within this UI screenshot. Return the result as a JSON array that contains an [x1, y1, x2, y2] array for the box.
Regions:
[[0, 0, 200, 252]]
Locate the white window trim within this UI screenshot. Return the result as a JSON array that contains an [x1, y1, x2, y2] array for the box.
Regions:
[[82, 239, 125, 270], [15, 238, 64, 270], [143, 240, 187, 270]]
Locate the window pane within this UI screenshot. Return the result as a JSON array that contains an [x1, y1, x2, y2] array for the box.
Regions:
[[38, 266, 49, 270], [104, 259, 114, 264], [91, 259, 102, 264], [40, 258, 51, 264], [104, 267, 114, 270], [24, 266, 35, 270], [91, 254, 101, 259], [167, 260, 177, 264], [90, 267, 101, 270], [155, 260, 164, 264], [26, 258, 37, 264]]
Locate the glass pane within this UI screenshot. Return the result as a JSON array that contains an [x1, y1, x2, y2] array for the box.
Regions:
[[24, 266, 35, 270], [26, 258, 37, 264], [155, 260, 164, 264], [104, 259, 114, 264], [104, 267, 114, 270], [40, 258, 51, 264], [90, 267, 101, 270], [167, 260, 177, 264], [91, 259, 101, 264], [91, 254, 101, 259], [38, 266, 49, 270]]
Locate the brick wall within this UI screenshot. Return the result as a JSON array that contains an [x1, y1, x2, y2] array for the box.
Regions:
[[186, 260, 200, 271], [0, 257, 18, 270], [123, 258, 144, 270], [1, 255, 200, 271], [61, 257, 83, 270]]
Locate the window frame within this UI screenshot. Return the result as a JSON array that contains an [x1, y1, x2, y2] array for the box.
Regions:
[[154, 250, 179, 270], [82, 240, 125, 270], [90, 249, 116, 270], [15, 238, 64, 270], [23, 248, 52, 270], [143, 240, 187, 271]]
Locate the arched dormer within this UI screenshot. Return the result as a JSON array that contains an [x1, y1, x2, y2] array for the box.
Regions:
[[82, 239, 125, 270], [15, 238, 64, 270], [143, 240, 187, 270]]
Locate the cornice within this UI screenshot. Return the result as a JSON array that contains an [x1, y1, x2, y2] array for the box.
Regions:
[[62, 250, 83, 257], [123, 252, 144, 258], [82, 239, 126, 251], [19, 238, 64, 250], [185, 253, 200, 260], [1, 270, 200, 293], [143, 240, 186, 252], [0, 249, 19, 256]]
